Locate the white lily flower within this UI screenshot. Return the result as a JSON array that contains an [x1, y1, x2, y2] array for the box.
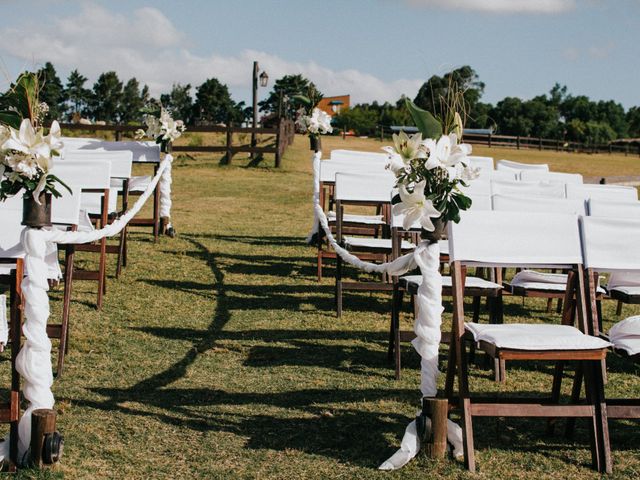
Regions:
[[384, 151, 408, 176], [392, 180, 441, 231], [461, 164, 481, 182], [423, 133, 472, 170], [5, 152, 38, 179], [3, 119, 51, 159], [44, 120, 64, 154], [390, 131, 427, 163], [304, 108, 333, 135]]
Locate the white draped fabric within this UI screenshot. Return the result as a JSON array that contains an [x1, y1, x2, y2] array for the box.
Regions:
[[0, 155, 173, 463], [307, 151, 463, 469]]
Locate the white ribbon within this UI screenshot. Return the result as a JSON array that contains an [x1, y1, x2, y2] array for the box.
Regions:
[[159, 157, 172, 222], [0, 156, 173, 463], [306, 151, 463, 469]]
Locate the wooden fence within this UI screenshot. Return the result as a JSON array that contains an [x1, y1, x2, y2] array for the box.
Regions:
[[377, 125, 640, 157], [58, 118, 296, 167]]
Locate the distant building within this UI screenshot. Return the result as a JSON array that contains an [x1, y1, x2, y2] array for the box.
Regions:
[[317, 95, 350, 116]]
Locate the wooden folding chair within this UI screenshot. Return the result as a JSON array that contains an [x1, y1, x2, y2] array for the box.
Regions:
[[565, 216, 640, 452], [316, 155, 389, 281], [64, 150, 133, 279], [334, 172, 412, 317], [444, 211, 611, 473], [587, 200, 640, 317], [0, 259, 24, 471], [52, 160, 112, 309]]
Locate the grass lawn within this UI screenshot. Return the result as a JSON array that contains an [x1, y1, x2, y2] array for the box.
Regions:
[[4, 134, 640, 479]]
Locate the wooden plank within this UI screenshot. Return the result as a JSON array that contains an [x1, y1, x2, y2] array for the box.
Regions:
[[470, 403, 594, 417]]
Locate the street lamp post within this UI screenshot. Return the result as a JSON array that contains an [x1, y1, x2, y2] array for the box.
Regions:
[[251, 61, 268, 158]]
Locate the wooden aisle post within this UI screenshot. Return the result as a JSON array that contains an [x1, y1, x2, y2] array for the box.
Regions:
[[423, 398, 448, 458], [30, 409, 57, 468]]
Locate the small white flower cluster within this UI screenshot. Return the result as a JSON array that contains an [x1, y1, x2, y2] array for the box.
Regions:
[[383, 130, 477, 232], [0, 118, 63, 201], [136, 108, 186, 144], [383, 131, 478, 181], [296, 108, 333, 135]]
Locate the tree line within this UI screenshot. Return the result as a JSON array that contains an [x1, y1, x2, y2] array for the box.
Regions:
[[334, 66, 640, 145], [16, 62, 640, 145], [24, 62, 251, 126]]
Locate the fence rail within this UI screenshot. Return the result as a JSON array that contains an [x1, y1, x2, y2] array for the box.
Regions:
[[58, 119, 296, 167], [376, 125, 640, 157]]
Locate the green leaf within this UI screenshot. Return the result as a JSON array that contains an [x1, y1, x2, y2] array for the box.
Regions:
[[405, 99, 442, 139], [48, 174, 73, 194], [291, 95, 312, 108], [0, 111, 22, 129]]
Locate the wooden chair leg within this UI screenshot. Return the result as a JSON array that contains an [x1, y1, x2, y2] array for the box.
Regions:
[[565, 364, 584, 438], [583, 360, 612, 473], [116, 224, 126, 279], [469, 296, 481, 364], [57, 244, 75, 377], [547, 360, 565, 434], [546, 298, 554, 313], [96, 237, 106, 310], [615, 300, 623, 316], [335, 255, 343, 318], [317, 247, 323, 283], [392, 288, 404, 380], [153, 182, 160, 242]]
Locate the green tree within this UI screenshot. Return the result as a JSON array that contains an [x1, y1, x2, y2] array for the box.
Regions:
[[65, 69, 92, 120], [36, 62, 66, 121], [627, 106, 640, 138], [414, 66, 485, 127], [160, 83, 193, 124], [119, 78, 145, 123], [594, 100, 628, 138], [91, 71, 123, 123], [490, 97, 533, 136], [259, 74, 322, 118], [332, 106, 379, 136], [193, 77, 241, 124]]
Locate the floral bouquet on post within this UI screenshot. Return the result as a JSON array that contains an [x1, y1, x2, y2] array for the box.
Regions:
[[293, 87, 332, 152], [136, 106, 186, 153], [0, 72, 69, 226], [385, 96, 478, 242]]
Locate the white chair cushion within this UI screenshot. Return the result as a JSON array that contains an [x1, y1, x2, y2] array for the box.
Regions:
[[400, 275, 501, 290], [511, 270, 605, 293], [511, 270, 606, 294], [327, 212, 385, 225], [609, 316, 640, 355], [343, 237, 414, 251], [465, 323, 611, 350], [608, 285, 640, 296]]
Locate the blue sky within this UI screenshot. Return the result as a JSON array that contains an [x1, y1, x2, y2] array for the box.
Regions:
[[0, 0, 638, 108]]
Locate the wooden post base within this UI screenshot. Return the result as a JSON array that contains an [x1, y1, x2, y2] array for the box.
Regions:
[[30, 409, 62, 468], [422, 397, 448, 459]]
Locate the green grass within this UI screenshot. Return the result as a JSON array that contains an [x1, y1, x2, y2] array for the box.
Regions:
[[3, 134, 640, 479]]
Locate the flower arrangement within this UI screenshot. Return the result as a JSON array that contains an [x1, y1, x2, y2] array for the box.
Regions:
[[385, 96, 479, 237], [136, 107, 186, 153], [0, 72, 69, 204], [293, 86, 332, 151]]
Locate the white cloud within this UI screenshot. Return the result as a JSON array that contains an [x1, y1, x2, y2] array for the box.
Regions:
[[0, 2, 422, 104], [406, 0, 576, 14]]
